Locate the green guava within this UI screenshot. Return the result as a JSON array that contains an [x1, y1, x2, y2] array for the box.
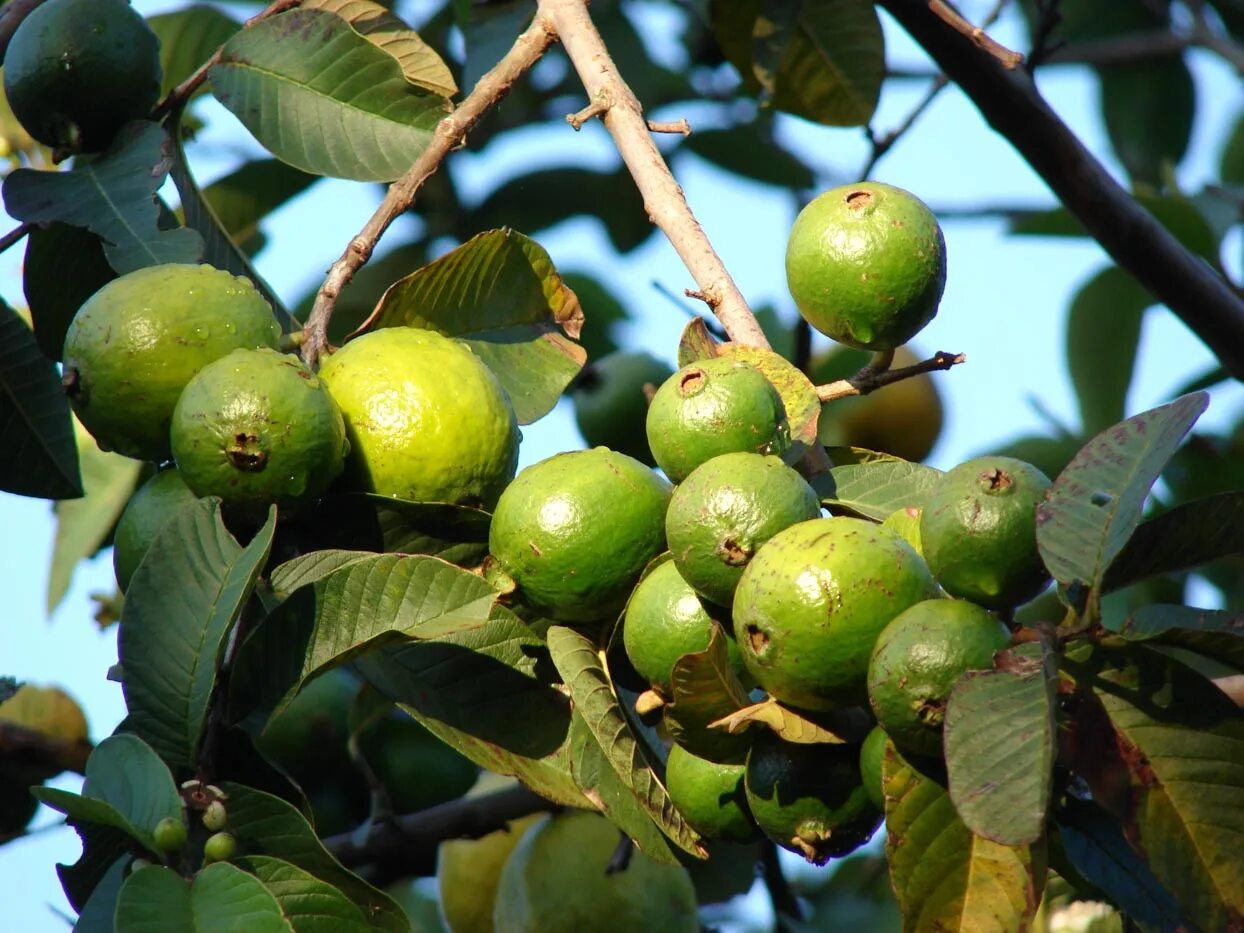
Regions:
[[858, 725, 888, 811], [665, 742, 757, 843], [572, 351, 672, 466], [112, 468, 197, 591]]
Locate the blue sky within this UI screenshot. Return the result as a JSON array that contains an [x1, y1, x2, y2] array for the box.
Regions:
[[2, 2, 1242, 928]]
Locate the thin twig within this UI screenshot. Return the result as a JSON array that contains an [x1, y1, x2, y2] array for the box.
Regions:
[[647, 118, 691, 136], [879, 0, 1244, 379], [0, 222, 33, 256], [150, 0, 304, 122], [300, 15, 557, 366], [761, 839, 803, 922], [537, 0, 770, 349], [816, 349, 964, 403], [929, 0, 1024, 68]]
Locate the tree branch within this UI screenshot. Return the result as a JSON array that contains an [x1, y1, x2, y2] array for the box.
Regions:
[[760, 839, 803, 922], [0, 722, 93, 777], [300, 15, 557, 366], [816, 349, 965, 403], [878, 0, 1244, 381], [536, 0, 770, 350], [323, 783, 557, 873], [0, 222, 33, 256]]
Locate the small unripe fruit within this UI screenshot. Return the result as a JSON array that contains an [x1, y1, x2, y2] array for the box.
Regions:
[[201, 800, 227, 832], [152, 816, 187, 854], [203, 831, 237, 864]]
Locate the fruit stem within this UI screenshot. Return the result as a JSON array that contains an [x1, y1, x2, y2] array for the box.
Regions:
[[816, 349, 965, 403]]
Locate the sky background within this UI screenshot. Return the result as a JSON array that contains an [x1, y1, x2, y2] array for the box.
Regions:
[[2, 0, 1242, 927]]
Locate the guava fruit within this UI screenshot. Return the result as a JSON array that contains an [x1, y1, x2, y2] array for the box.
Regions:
[[492, 810, 699, 932], [152, 816, 187, 854], [171, 348, 347, 519], [812, 344, 944, 461], [202, 831, 236, 864], [732, 517, 940, 711], [319, 327, 520, 509], [920, 456, 1052, 609], [112, 468, 197, 591], [572, 351, 672, 466], [745, 731, 880, 865], [858, 725, 888, 811], [2, 0, 161, 152], [786, 182, 946, 351], [666, 452, 821, 607], [622, 560, 746, 697], [200, 801, 227, 833], [665, 742, 757, 843], [868, 598, 1011, 757], [488, 448, 671, 623], [646, 356, 791, 483], [61, 264, 279, 461]]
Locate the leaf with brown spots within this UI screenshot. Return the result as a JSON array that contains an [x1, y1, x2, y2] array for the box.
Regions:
[[708, 696, 866, 745]]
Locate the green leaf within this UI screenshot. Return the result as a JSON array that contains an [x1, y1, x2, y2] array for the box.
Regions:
[[354, 607, 584, 807], [208, 8, 450, 182], [710, 0, 884, 126], [47, 422, 142, 613], [546, 625, 705, 859], [234, 553, 499, 722], [22, 222, 115, 363], [664, 624, 752, 762], [812, 451, 943, 521], [458, 0, 535, 91], [1099, 56, 1195, 186], [944, 648, 1055, 846], [709, 698, 858, 745], [34, 733, 182, 856], [238, 856, 373, 932], [1222, 110, 1244, 185], [199, 159, 318, 255], [1116, 605, 1244, 670], [883, 742, 1044, 931], [120, 501, 276, 768], [681, 124, 816, 189], [1066, 267, 1151, 434], [1103, 491, 1244, 592], [719, 343, 821, 454], [114, 863, 294, 933], [1, 121, 204, 274], [365, 228, 586, 423], [0, 301, 81, 499], [268, 549, 377, 598], [220, 782, 410, 932], [302, 0, 457, 96], [166, 119, 296, 331], [1073, 646, 1244, 931], [71, 856, 129, 933], [308, 494, 491, 566], [147, 5, 241, 97], [1035, 392, 1208, 599], [676, 317, 722, 367]]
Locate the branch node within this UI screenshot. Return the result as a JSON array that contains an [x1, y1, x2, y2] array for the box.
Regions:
[[566, 92, 611, 130]]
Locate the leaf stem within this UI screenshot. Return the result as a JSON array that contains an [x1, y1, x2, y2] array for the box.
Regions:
[[0, 222, 33, 256], [761, 839, 803, 922], [816, 349, 965, 403], [536, 0, 771, 350], [299, 14, 558, 367]]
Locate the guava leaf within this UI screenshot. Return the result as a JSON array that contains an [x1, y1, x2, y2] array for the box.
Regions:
[[1103, 491, 1244, 592], [683, 126, 817, 189], [1099, 56, 1195, 187], [1116, 605, 1244, 670], [220, 782, 410, 932], [676, 317, 722, 367], [363, 228, 586, 424], [46, 423, 142, 613], [208, 8, 450, 182], [33, 734, 182, 856], [664, 624, 752, 762], [0, 301, 81, 500], [457, 0, 536, 90], [302, 0, 457, 96], [812, 450, 943, 521], [70, 856, 129, 933], [1, 121, 204, 274], [233, 553, 499, 722], [710, 0, 884, 127], [148, 5, 241, 97], [119, 500, 276, 768], [352, 608, 585, 807], [944, 647, 1056, 846], [1068, 646, 1244, 931], [237, 856, 373, 932], [883, 741, 1045, 931], [1055, 798, 1187, 931], [709, 698, 859, 746], [718, 343, 821, 453], [308, 494, 491, 566], [166, 119, 296, 330], [1066, 266, 1151, 434], [22, 222, 115, 363], [199, 159, 318, 256], [546, 625, 706, 859], [115, 863, 293, 933], [568, 713, 683, 864], [268, 549, 379, 598], [1035, 393, 1208, 602], [56, 821, 132, 912]]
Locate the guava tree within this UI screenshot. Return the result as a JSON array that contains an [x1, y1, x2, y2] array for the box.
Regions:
[[1, 0, 1243, 930]]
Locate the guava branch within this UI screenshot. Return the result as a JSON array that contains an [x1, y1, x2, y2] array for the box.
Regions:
[[816, 349, 965, 403], [0, 721, 93, 777], [878, 0, 1244, 381], [0, 221, 33, 256], [299, 15, 557, 367], [536, 0, 771, 350], [323, 783, 557, 875]]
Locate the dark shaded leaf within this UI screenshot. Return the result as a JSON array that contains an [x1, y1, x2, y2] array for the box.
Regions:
[[148, 5, 241, 97], [2, 121, 204, 273], [22, 222, 115, 363], [1066, 267, 1151, 434], [1103, 491, 1244, 592], [1117, 603, 1244, 674], [308, 494, 491, 565], [664, 624, 751, 762], [458, 0, 535, 91], [1099, 55, 1195, 187], [71, 856, 129, 933], [681, 124, 815, 189]]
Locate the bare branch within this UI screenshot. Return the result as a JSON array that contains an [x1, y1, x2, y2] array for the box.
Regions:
[[647, 118, 692, 136], [928, 0, 1023, 69], [300, 16, 558, 366], [0, 222, 33, 256], [816, 349, 965, 403], [537, 0, 770, 350], [878, 0, 1244, 380]]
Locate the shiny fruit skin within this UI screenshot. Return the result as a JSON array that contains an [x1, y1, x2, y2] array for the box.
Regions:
[[665, 743, 757, 843], [112, 468, 197, 591]]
